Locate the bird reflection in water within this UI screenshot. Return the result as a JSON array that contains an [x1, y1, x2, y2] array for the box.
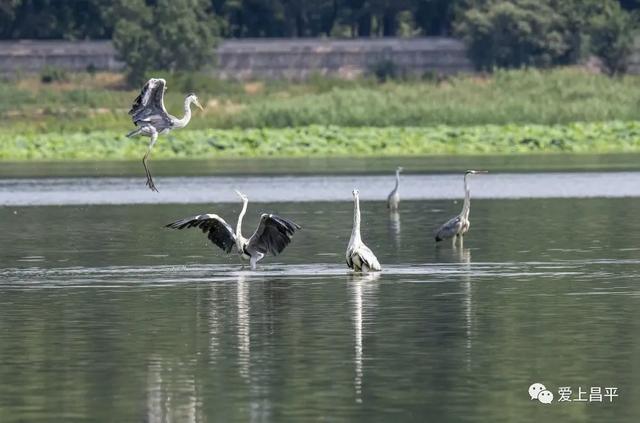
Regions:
[[388, 210, 401, 247], [349, 272, 380, 403], [438, 247, 473, 370], [145, 356, 201, 423]]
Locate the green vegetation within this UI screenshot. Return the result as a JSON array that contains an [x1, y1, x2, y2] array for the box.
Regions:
[[3, 122, 640, 161], [2, 1, 639, 79], [110, 0, 219, 84], [3, 68, 640, 160], [4, 68, 640, 133], [455, 0, 637, 73]]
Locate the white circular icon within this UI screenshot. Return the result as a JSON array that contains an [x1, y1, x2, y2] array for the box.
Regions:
[[528, 383, 546, 400], [538, 390, 554, 404]]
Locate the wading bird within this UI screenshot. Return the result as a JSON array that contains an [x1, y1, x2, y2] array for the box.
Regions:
[[127, 78, 203, 192], [166, 190, 301, 270], [347, 189, 381, 272], [434, 170, 488, 245], [387, 166, 403, 210]]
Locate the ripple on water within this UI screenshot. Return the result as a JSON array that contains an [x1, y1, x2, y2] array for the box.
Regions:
[[0, 260, 638, 292]]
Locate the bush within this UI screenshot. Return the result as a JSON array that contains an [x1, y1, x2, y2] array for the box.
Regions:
[[110, 0, 219, 86], [589, 2, 637, 75], [455, 0, 576, 70], [40, 66, 68, 84], [370, 59, 400, 82]]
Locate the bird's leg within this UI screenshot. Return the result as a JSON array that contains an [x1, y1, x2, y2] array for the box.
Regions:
[[459, 235, 464, 249], [142, 128, 159, 192]]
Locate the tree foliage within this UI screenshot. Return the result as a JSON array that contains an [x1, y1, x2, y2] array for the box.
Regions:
[[455, 0, 580, 70], [110, 0, 219, 85], [456, 0, 638, 73], [0, 0, 638, 76], [589, 1, 637, 75]]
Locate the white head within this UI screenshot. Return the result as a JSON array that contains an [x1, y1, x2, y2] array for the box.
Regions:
[[396, 166, 404, 173], [352, 189, 360, 199], [465, 170, 488, 175], [186, 93, 204, 111]]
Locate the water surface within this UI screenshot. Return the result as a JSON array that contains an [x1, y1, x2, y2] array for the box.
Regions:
[[1, 197, 639, 422], [2, 171, 640, 206]]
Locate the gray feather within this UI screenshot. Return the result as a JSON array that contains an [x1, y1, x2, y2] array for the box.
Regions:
[[166, 213, 236, 253], [247, 214, 301, 256]]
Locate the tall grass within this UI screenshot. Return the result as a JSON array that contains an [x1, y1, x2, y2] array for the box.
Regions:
[[2, 67, 640, 133]]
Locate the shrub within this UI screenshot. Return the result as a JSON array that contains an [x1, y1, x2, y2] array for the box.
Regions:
[[110, 0, 219, 86], [370, 59, 400, 82], [40, 66, 68, 84], [589, 2, 637, 75], [455, 0, 576, 70]]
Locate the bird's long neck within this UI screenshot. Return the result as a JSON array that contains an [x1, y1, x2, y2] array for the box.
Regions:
[[236, 199, 248, 239], [173, 97, 193, 128], [461, 174, 471, 218], [350, 196, 362, 245], [393, 170, 400, 191]]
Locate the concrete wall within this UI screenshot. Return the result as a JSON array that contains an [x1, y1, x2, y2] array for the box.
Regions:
[[0, 37, 472, 79], [216, 37, 473, 79], [0, 40, 124, 73]]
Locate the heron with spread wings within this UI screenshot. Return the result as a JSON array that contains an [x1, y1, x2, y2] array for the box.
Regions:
[[166, 190, 301, 270], [127, 78, 203, 192], [434, 170, 488, 245]]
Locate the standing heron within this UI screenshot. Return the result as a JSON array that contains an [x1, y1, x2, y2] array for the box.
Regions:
[[387, 166, 403, 210], [166, 190, 301, 269], [434, 170, 488, 245], [346, 189, 381, 272], [127, 78, 203, 192]]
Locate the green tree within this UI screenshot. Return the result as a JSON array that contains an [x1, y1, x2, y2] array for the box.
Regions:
[[455, 0, 576, 70], [0, 0, 111, 39], [110, 0, 219, 86], [589, 1, 637, 75]]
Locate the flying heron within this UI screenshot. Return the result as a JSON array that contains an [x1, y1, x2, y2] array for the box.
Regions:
[[434, 170, 488, 245], [387, 166, 403, 210], [346, 189, 381, 272], [165, 190, 301, 270], [127, 78, 203, 192]]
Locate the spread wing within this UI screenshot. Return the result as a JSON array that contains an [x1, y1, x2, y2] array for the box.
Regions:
[[129, 78, 172, 128], [166, 213, 236, 253], [434, 215, 463, 241], [247, 214, 301, 256]]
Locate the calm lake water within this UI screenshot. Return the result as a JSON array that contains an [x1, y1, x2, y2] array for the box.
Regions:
[[1, 162, 640, 421]]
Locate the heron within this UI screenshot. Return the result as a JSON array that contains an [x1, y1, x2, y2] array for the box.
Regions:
[[127, 78, 203, 192], [165, 190, 301, 270], [434, 170, 488, 245], [387, 166, 403, 210], [346, 189, 381, 272]]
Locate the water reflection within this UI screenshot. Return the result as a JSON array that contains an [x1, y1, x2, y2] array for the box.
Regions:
[[459, 249, 472, 370], [237, 273, 251, 382], [388, 211, 401, 247], [145, 357, 201, 423], [208, 283, 221, 364], [349, 273, 380, 404]]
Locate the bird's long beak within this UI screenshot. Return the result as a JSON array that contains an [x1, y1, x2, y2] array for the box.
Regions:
[[194, 99, 204, 111], [234, 189, 245, 198], [467, 170, 489, 174]]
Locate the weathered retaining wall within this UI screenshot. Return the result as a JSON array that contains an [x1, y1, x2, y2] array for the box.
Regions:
[[0, 37, 472, 79], [216, 37, 473, 79], [0, 40, 124, 73]]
